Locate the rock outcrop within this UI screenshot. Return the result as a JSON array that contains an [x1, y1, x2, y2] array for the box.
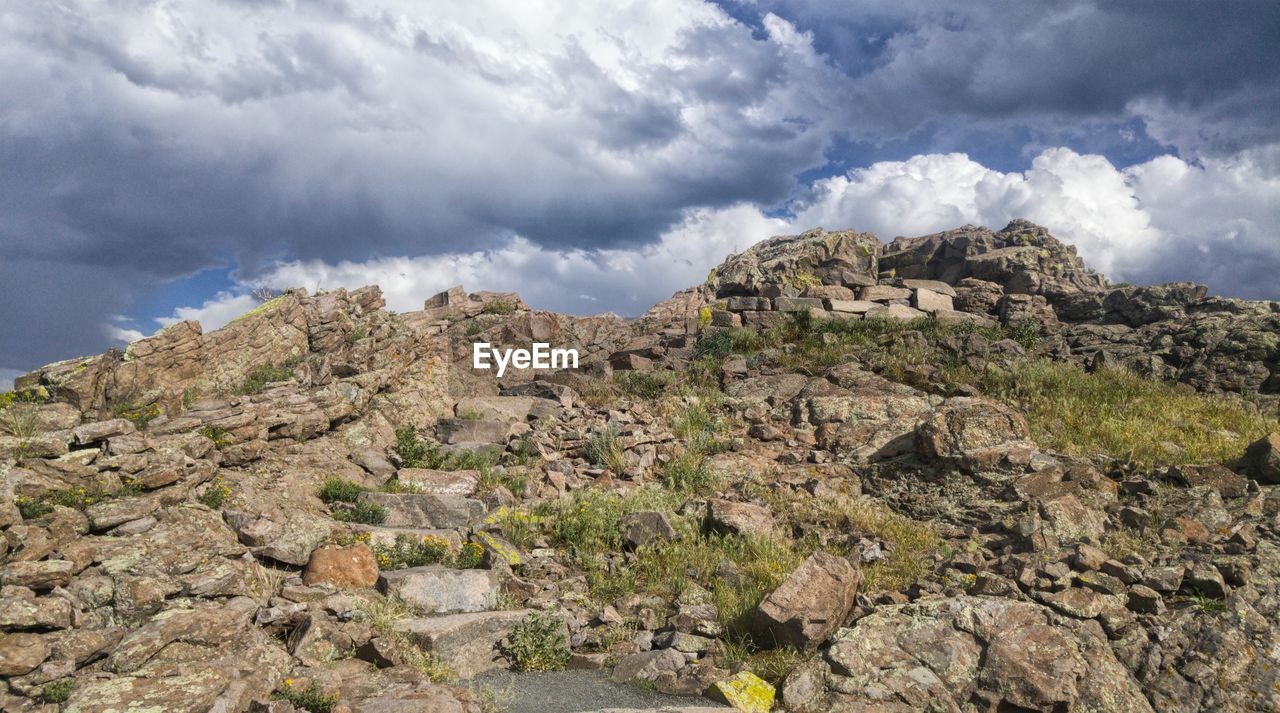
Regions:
[[2, 219, 1279, 713]]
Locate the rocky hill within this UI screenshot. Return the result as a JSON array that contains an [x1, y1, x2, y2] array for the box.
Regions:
[[2, 220, 1279, 713]]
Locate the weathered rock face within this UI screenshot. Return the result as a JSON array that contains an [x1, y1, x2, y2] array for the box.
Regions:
[[752, 552, 861, 649], [708, 228, 880, 298], [824, 596, 1153, 712]]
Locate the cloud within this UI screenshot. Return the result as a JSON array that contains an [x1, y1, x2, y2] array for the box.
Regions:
[[156, 204, 785, 329], [790, 145, 1280, 294], [0, 0, 843, 370], [154, 292, 259, 333], [741, 0, 1280, 158]]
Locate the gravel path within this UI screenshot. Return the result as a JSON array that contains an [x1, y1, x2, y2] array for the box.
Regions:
[[469, 669, 728, 713]]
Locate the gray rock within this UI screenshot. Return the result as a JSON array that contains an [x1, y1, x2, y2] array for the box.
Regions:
[[395, 609, 535, 677], [395, 468, 480, 496], [361, 492, 485, 528], [437, 418, 512, 445], [378, 566, 499, 614], [611, 648, 687, 683], [621, 511, 678, 550], [912, 287, 954, 313], [1242, 433, 1280, 484], [72, 418, 136, 445]]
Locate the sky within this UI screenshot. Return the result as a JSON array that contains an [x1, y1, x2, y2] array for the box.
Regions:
[[2, 0, 1279, 387]]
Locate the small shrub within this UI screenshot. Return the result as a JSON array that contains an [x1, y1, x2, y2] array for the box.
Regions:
[[272, 680, 338, 713], [454, 541, 486, 569], [182, 386, 199, 409], [198, 424, 232, 449], [318, 477, 367, 503], [16, 495, 53, 520], [38, 679, 73, 704], [234, 364, 295, 395], [507, 611, 570, 671], [333, 500, 387, 525], [458, 408, 483, 420], [584, 425, 626, 473], [394, 426, 433, 468], [464, 322, 484, 337], [198, 476, 232, 509], [113, 401, 161, 429], [0, 402, 39, 439], [377, 533, 451, 568]]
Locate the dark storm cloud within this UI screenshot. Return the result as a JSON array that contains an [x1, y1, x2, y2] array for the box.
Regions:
[[0, 0, 845, 369], [732, 0, 1280, 156]]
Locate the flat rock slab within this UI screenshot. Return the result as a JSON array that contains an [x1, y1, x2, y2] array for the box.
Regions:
[[395, 468, 480, 496], [473, 669, 727, 713], [379, 565, 499, 614], [361, 492, 485, 528], [395, 609, 534, 677], [437, 419, 512, 445]]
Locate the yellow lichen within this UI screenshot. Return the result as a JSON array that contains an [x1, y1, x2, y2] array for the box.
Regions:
[[710, 671, 775, 712]]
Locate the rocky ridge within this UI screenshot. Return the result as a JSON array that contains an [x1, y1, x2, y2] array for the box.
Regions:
[[1, 220, 1279, 712]]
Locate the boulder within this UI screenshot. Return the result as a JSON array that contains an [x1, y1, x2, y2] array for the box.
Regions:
[[621, 511, 679, 550], [752, 552, 861, 649], [303, 544, 380, 589], [706, 499, 776, 537], [72, 418, 136, 444], [915, 397, 1033, 471], [708, 671, 775, 713], [860, 285, 912, 302], [1242, 433, 1280, 484], [611, 648, 687, 684], [378, 566, 499, 614], [864, 303, 927, 322], [437, 419, 511, 445], [911, 287, 954, 313]]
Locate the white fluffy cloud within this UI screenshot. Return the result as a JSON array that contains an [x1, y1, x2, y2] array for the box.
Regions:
[[792, 146, 1279, 288], [147, 143, 1280, 337], [160, 204, 785, 332]]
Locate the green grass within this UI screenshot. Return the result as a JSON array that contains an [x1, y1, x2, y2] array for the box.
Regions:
[[985, 359, 1279, 466], [395, 426, 500, 471], [614, 370, 676, 400], [333, 500, 387, 525], [233, 364, 295, 395], [318, 477, 368, 503], [583, 425, 627, 474], [660, 450, 718, 494], [482, 300, 517, 315]]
